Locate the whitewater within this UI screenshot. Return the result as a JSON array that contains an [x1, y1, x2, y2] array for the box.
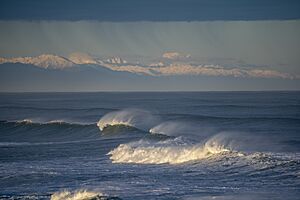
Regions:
[[0, 92, 300, 199]]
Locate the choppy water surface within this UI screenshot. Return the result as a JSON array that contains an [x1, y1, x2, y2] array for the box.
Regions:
[[0, 92, 299, 199]]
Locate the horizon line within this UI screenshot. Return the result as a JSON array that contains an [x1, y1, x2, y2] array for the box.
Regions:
[[1, 90, 299, 94]]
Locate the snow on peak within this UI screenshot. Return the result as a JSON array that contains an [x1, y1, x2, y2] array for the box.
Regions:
[[162, 52, 191, 60], [149, 62, 165, 67], [105, 57, 127, 64], [33, 54, 74, 69], [0, 54, 74, 69], [68, 52, 97, 65], [0, 53, 296, 79]]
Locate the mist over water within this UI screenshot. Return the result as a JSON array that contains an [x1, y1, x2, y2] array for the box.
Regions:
[[0, 92, 299, 199]]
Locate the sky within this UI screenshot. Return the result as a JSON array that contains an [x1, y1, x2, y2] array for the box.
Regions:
[[1, 0, 300, 21], [0, 0, 300, 91]]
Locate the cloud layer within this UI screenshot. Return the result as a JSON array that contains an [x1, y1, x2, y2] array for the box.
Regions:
[[1, 0, 300, 21]]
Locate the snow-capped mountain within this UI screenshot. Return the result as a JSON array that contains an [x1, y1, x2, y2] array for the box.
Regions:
[[68, 52, 98, 65], [105, 57, 127, 64], [0, 54, 74, 69], [0, 54, 129, 69], [0, 53, 296, 79], [162, 52, 191, 60]]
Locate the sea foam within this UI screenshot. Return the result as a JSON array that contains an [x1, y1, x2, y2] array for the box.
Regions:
[[108, 135, 231, 164], [51, 190, 103, 200]]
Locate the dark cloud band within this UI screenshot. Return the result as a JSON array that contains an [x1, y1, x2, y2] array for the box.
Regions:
[[1, 0, 300, 21]]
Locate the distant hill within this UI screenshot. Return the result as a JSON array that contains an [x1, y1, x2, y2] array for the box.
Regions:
[[1, 57, 299, 92], [0, 63, 149, 91]]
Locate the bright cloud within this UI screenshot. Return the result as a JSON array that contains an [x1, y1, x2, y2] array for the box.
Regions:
[[162, 52, 191, 60]]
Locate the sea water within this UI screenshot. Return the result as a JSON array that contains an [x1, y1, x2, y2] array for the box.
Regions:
[[0, 92, 299, 199]]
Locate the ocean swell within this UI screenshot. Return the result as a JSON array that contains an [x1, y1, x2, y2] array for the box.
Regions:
[[0, 119, 95, 126]]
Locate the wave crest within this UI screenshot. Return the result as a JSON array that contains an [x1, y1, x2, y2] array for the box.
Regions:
[[51, 189, 121, 200], [51, 190, 103, 200], [97, 109, 158, 132], [108, 135, 231, 164], [149, 121, 185, 136], [16, 119, 33, 124], [3, 119, 94, 126]]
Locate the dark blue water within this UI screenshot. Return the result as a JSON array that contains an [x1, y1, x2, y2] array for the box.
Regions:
[[0, 92, 299, 200]]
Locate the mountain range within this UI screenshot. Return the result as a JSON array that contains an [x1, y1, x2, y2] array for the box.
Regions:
[[1, 52, 299, 91]]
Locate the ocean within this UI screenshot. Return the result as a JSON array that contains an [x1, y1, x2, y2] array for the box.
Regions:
[[0, 92, 299, 200]]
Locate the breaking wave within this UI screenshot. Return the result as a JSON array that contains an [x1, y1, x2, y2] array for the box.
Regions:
[[97, 109, 159, 132], [51, 190, 102, 200], [16, 119, 34, 124], [51, 189, 121, 200], [98, 109, 243, 164], [108, 134, 300, 166], [108, 134, 232, 164], [149, 121, 187, 136]]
